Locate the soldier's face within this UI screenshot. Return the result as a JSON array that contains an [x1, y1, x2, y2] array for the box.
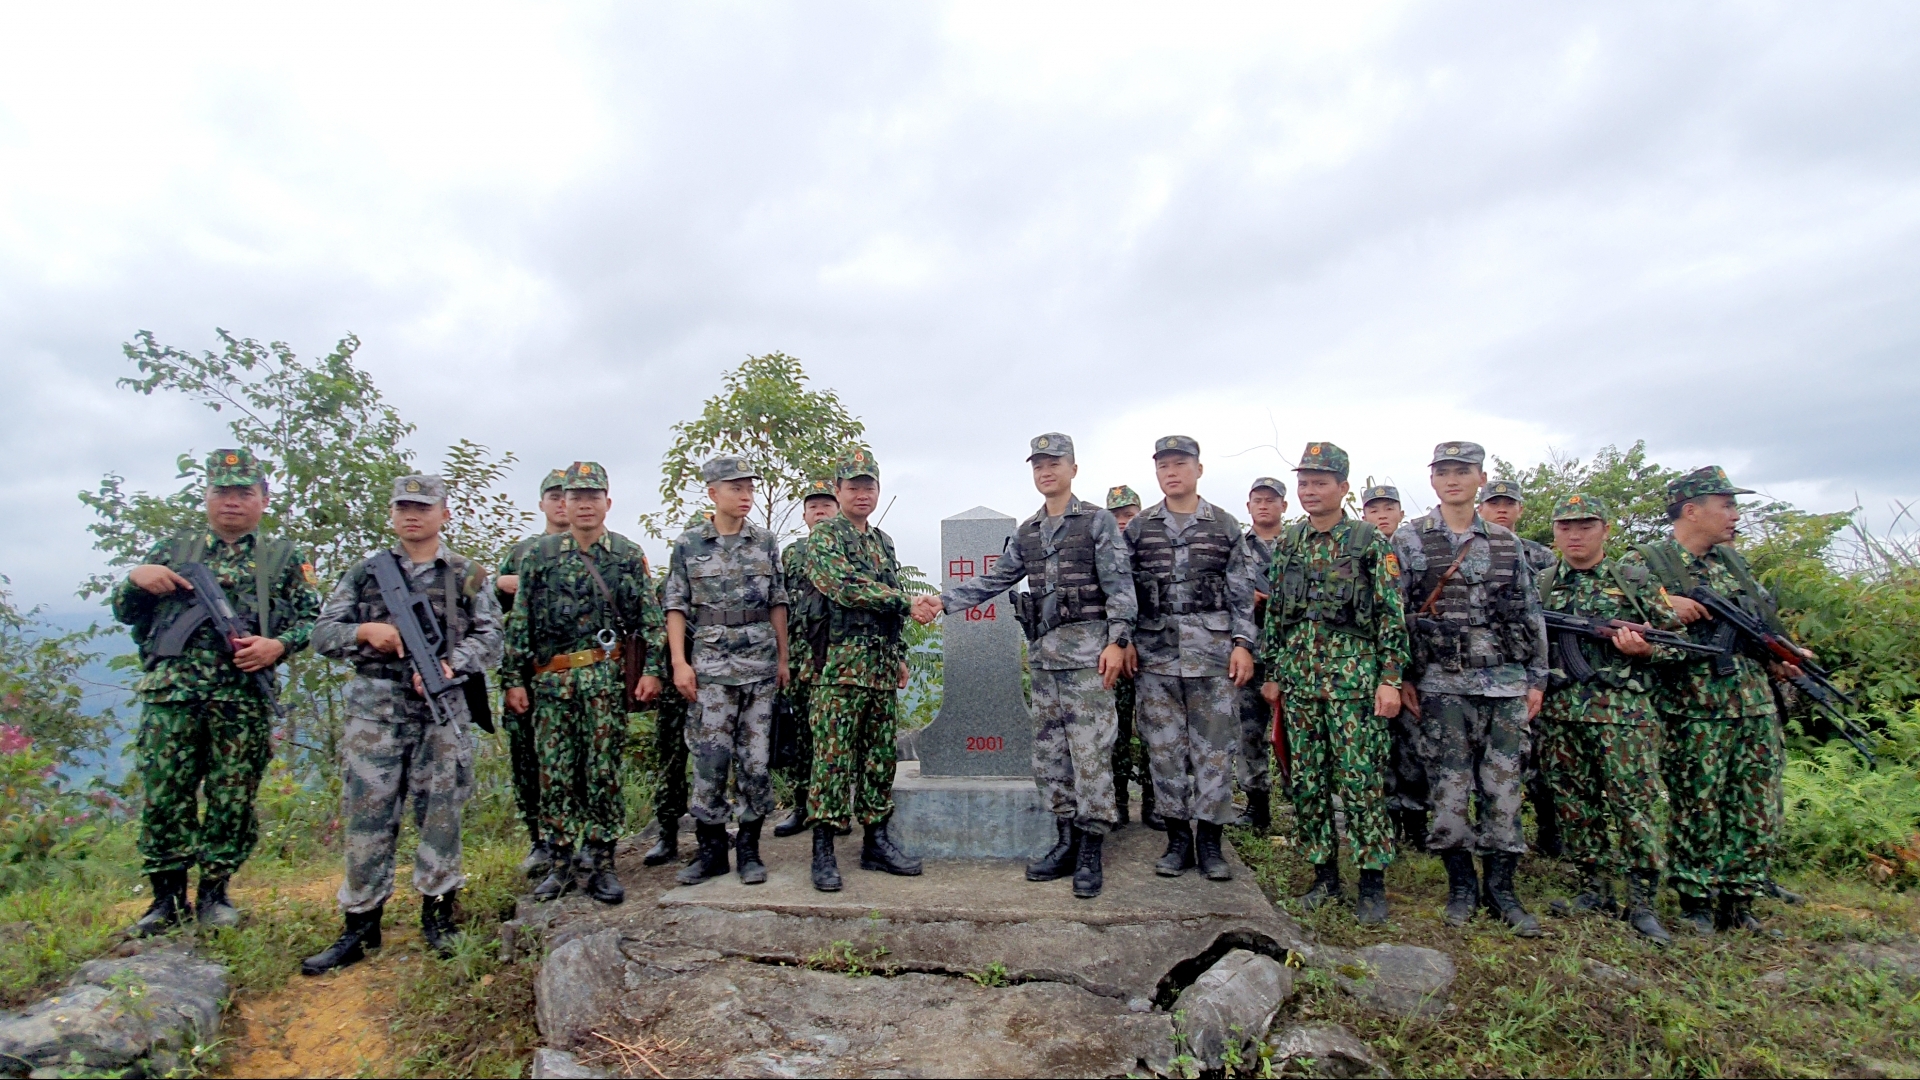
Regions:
[[1480, 496, 1522, 530], [709, 478, 756, 520], [836, 477, 880, 519], [1294, 472, 1347, 516], [1154, 454, 1200, 497], [1553, 517, 1609, 568], [1246, 490, 1286, 529], [391, 501, 449, 542], [540, 488, 568, 528], [565, 489, 610, 531], [1362, 500, 1403, 535], [1430, 463, 1483, 507], [1111, 506, 1138, 530], [205, 483, 268, 535], [1683, 494, 1741, 545], [803, 496, 839, 526], [1030, 455, 1076, 498]]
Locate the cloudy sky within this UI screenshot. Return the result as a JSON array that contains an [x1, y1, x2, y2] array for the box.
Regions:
[[3, 2, 1916, 610]]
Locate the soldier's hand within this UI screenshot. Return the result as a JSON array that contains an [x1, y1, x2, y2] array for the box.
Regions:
[[1667, 595, 1710, 623], [130, 564, 193, 595], [776, 659, 791, 689], [1400, 683, 1421, 719], [496, 574, 520, 596], [1228, 646, 1255, 688], [1610, 628, 1654, 658], [1124, 644, 1139, 678], [1768, 660, 1806, 681], [356, 622, 404, 655], [506, 687, 530, 714], [1098, 643, 1127, 689], [230, 635, 286, 673], [1374, 682, 1401, 719], [637, 675, 662, 704], [672, 662, 698, 700], [1260, 681, 1280, 705], [898, 661, 911, 690], [412, 661, 456, 697], [1526, 687, 1544, 720], [911, 594, 943, 625]]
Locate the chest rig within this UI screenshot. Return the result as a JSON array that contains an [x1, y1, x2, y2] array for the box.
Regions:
[[1131, 508, 1236, 622], [348, 553, 473, 680], [1272, 519, 1379, 639], [1412, 522, 1532, 671], [1015, 507, 1107, 637]]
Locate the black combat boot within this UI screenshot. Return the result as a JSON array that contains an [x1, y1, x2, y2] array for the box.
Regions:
[[1026, 816, 1080, 882], [1717, 893, 1769, 934], [1625, 871, 1671, 946], [1115, 776, 1131, 827], [532, 844, 578, 902], [1676, 892, 1717, 936], [421, 891, 458, 957], [1072, 830, 1105, 899], [1247, 793, 1272, 835], [1765, 878, 1806, 905], [196, 874, 240, 929], [735, 818, 768, 885], [860, 818, 923, 876], [1195, 820, 1233, 881], [1142, 783, 1165, 831], [301, 906, 383, 976], [676, 822, 731, 885], [585, 842, 626, 905], [1552, 863, 1616, 917], [1530, 781, 1562, 859], [811, 823, 842, 892], [643, 817, 681, 867], [773, 797, 810, 838], [1299, 861, 1344, 911], [1483, 853, 1542, 937], [520, 838, 554, 880], [1155, 819, 1195, 877], [1355, 869, 1388, 926], [129, 869, 193, 938], [1393, 809, 1429, 853], [1441, 850, 1479, 927]]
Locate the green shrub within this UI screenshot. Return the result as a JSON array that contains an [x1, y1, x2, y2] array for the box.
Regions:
[[1781, 704, 1920, 881]]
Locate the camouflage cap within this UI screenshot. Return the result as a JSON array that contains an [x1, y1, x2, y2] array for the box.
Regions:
[[802, 478, 838, 502], [1027, 432, 1074, 460], [539, 469, 567, 494], [1551, 492, 1609, 522], [1293, 441, 1350, 482], [1105, 484, 1142, 510], [834, 448, 879, 481], [1430, 441, 1486, 467], [391, 474, 448, 506], [700, 454, 760, 483], [1152, 435, 1200, 460], [1479, 478, 1525, 503], [1360, 481, 1400, 506], [1250, 477, 1287, 497], [1667, 465, 1754, 504], [562, 461, 609, 490], [205, 448, 264, 487]]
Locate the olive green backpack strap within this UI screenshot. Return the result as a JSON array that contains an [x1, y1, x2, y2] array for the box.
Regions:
[[1606, 560, 1655, 618], [1344, 519, 1379, 559], [1630, 541, 1695, 595], [1536, 561, 1559, 600]]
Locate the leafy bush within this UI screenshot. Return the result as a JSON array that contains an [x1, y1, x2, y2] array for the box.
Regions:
[[1781, 704, 1920, 881], [0, 725, 128, 891]]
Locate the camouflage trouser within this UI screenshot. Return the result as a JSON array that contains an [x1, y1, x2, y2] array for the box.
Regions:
[[1383, 709, 1429, 813], [687, 679, 777, 825], [531, 661, 628, 848], [1541, 719, 1663, 876], [337, 693, 474, 913], [498, 691, 543, 842], [781, 680, 815, 790], [1663, 709, 1781, 901], [1135, 673, 1238, 825], [1031, 667, 1118, 832], [136, 699, 274, 877], [645, 689, 690, 826], [1111, 677, 1149, 799], [1287, 697, 1394, 870], [1235, 666, 1273, 796], [808, 684, 898, 827], [1414, 692, 1529, 854]]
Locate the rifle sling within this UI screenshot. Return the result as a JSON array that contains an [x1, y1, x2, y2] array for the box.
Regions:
[[1419, 538, 1475, 617]]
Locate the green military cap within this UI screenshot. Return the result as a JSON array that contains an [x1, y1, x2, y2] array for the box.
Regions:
[[1479, 478, 1525, 503], [802, 478, 838, 502], [1667, 465, 1754, 504], [1293, 441, 1350, 482], [1359, 478, 1400, 506], [701, 454, 760, 483], [391, 474, 448, 506], [1250, 476, 1287, 497], [1430, 441, 1486, 467], [205, 448, 265, 487], [1551, 492, 1609, 521], [1105, 484, 1142, 510], [1153, 435, 1200, 459], [1028, 432, 1074, 460], [562, 461, 609, 490], [834, 448, 879, 481], [539, 469, 567, 493]]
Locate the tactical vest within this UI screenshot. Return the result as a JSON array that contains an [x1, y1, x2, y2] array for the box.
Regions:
[[1632, 540, 1779, 628], [1271, 519, 1379, 639], [345, 552, 482, 682], [1130, 508, 1237, 620], [1412, 523, 1533, 671], [826, 529, 905, 646], [1537, 559, 1657, 690], [140, 533, 299, 660], [1015, 509, 1107, 637]]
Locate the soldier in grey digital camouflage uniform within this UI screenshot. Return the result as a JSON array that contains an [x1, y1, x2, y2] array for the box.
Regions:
[[1231, 477, 1287, 834], [1478, 476, 1562, 858], [1392, 442, 1549, 935], [303, 475, 504, 975], [915, 434, 1136, 898], [1360, 480, 1425, 849], [663, 456, 790, 887], [1123, 436, 1262, 882]]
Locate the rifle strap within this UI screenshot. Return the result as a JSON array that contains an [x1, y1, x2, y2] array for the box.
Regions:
[[575, 545, 623, 632], [1419, 538, 1474, 617]]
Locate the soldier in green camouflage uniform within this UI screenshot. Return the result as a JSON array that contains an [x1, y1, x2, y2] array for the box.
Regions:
[[774, 479, 840, 838], [113, 449, 321, 936], [502, 462, 665, 905], [1232, 477, 1287, 835], [1624, 466, 1794, 934], [1480, 476, 1562, 858], [1260, 444, 1410, 924], [1536, 493, 1678, 945], [494, 468, 567, 879], [302, 476, 505, 974], [663, 455, 791, 887], [792, 450, 922, 891], [1104, 485, 1155, 828], [1360, 481, 1425, 849]]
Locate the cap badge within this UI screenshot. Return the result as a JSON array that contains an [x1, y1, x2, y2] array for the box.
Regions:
[[225, 454, 239, 465], [1036, 436, 1049, 448], [405, 479, 422, 493], [1569, 495, 1582, 503], [1308, 444, 1321, 455], [1447, 444, 1460, 455]]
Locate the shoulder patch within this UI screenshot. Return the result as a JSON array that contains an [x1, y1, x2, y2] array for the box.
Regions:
[[1383, 553, 1401, 578], [300, 562, 317, 586]]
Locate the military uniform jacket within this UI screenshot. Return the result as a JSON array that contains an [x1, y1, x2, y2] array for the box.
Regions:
[[1390, 511, 1548, 697], [1621, 538, 1778, 720], [1238, 530, 1278, 656], [312, 542, 505, 722], [1518, 536, 1557, 575], [1260, 515, 1409, 701], [944, 495, 1137, 671], [112, 530, 321, 704], [661, 518, 789, 686], [796, 513, 909, 691], [500, 531, 666, 690], [1124, 498, 1261, 679], [1538, 556, 1687, 726], [494, 532, 553, 613], [783, 538, 824, 684]]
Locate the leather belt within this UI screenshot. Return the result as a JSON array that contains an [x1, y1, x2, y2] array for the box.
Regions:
[[534, 642, 623, 675]]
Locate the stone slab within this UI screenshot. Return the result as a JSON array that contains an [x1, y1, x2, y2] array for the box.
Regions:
[[889, 760, 1055, 859], [917, 506, 1033, 777]]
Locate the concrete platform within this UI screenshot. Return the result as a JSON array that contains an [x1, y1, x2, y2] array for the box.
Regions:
[[888, 759, 1055, 859]]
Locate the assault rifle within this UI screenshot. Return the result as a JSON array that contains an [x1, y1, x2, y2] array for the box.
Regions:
[[367, 553, 468, 726], [1541, 610, 1725, 683], [1684, 586, 1877, 766], [146, 563, 286, 718]]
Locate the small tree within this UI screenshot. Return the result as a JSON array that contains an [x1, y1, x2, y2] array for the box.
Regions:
[[0, 579, 117, 767], [1492, 441, 1687, 557], [440, 439, 534, 570], [637, 352, 868, 541]]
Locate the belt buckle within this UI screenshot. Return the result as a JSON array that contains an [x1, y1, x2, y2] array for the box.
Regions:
[[595, 628, 618, 650]]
